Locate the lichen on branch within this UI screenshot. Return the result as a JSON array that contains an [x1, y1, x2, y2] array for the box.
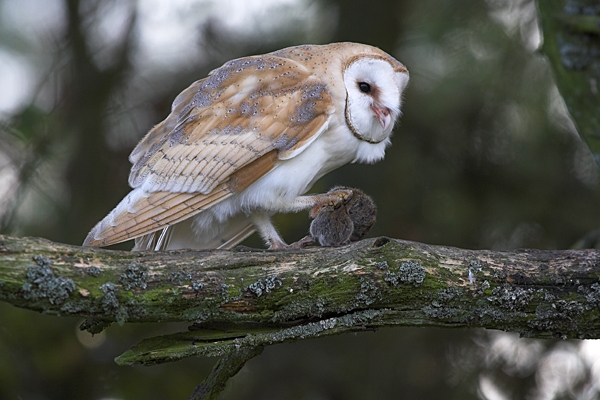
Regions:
[[2, 234, 600, 399]]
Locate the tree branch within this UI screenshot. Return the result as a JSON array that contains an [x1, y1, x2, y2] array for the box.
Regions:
[[2, 234, 600, 352], [3, 234, 600, 398], [188, 345, 264, 400]]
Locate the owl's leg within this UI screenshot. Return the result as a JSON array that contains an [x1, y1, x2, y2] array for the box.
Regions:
[[283, 188, 354, 214], [251, 189, 353, 250], [252, 213, 316, 249], [250, 212, 288, 249]]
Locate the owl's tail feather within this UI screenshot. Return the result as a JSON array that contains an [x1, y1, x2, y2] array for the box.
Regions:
[[133, 213, 256, 251], [82, 185, 231, 247]]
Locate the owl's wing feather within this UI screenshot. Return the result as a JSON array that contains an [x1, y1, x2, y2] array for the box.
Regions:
[[84, 54, 334, 247], [128, 54, 334, 195], [84, 148, 280, 247]]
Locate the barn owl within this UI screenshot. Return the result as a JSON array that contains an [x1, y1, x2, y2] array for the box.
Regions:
[[83, 42, 409, 250]]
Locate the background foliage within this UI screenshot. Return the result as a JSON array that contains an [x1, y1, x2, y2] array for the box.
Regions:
[[1, 0, 599, 399]]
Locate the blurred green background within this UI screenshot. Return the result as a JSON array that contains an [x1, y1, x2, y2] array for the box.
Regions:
[[1, 0, 600, 399]]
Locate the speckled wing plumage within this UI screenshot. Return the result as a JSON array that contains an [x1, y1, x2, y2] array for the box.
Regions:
[[83, 53, 335, 247]]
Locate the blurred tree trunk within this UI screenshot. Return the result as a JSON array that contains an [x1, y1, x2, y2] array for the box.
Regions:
[[331, 0, 405, 53], [538, 0, 600, 163], [58, 0, 136, 244]]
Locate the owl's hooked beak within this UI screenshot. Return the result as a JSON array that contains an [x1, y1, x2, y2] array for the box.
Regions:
[[371, 104, 392, 131]]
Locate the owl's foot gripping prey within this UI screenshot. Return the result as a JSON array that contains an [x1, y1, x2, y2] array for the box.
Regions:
[[300, 186, 377, 248], [254, 189, 354, 250]]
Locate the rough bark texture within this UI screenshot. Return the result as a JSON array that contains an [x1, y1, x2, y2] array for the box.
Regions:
[[2, 235, 600, 366], [188, 346, 264, 400]]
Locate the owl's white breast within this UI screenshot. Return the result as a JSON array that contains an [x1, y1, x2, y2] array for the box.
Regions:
[[240, 120, 387, 210]]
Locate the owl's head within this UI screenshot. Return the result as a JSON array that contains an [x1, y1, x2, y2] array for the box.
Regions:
[[343, 53, 409, 146]]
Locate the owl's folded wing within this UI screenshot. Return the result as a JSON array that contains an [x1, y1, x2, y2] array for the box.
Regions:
[[83, 54, 334, 247]]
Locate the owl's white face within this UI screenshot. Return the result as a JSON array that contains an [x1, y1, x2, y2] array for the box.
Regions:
[[343, 57, 410, 144]]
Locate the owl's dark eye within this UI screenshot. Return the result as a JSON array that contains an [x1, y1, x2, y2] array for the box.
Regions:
[[358, 82, 371, 93]]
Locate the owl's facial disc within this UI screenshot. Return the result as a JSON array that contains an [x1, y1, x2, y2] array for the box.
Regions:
[[343, 57, 408, 144]]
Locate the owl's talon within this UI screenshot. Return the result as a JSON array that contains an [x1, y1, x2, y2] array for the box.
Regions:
[[269, 236, 314, 250], [308, 186, 377, 247], [289, 235, 315, 248], [334, 189, 354, 202], [309, 205, 324, 219], [309, 189, 354, 218], [267, 239, 289, 250]]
